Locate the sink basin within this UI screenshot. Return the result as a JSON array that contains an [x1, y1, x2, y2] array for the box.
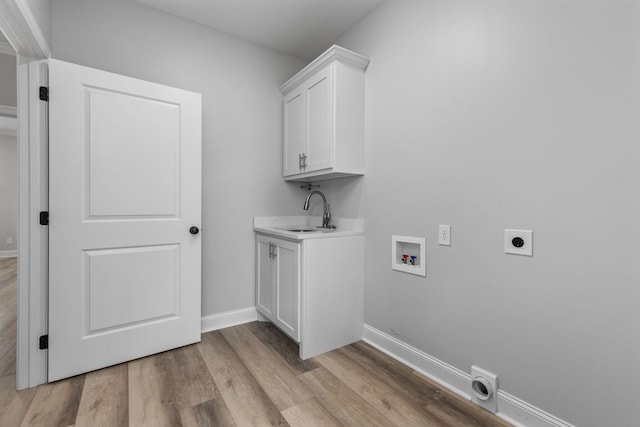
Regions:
[[278, 226, 335, 233]]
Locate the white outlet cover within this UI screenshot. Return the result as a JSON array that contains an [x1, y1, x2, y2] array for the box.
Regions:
[[438, 224, 451, 246], [504, 229, 533, 256]]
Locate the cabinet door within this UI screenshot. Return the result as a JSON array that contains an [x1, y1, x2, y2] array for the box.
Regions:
[[274, 239, 300, 341], [305, 65, 334, 173], [256, 235, 275, 318], [283, 89, 306, 177]]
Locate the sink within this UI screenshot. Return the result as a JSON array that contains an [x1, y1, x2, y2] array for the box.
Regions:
[[278, 226, 335, 233]]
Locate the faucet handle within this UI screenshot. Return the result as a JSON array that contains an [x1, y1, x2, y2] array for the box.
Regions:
[[323, 203, 331, 228]]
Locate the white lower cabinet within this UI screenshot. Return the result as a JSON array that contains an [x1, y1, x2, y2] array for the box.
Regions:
[[255, 232, 364, 359], [256, 234, 300, 341]]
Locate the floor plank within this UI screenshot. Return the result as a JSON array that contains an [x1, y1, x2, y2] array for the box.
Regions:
[[281, 398, 341, 427], [74, 363, 128, 427], [19, 375, 85, 427], [198, 330, 289, 426], [299, 366, 394, 427], [0, 375, 37, 427], [179, 398, 237, 427], [128, 344, 220, 426], [340, 341, 443, 406], [221, 324, 313, 411], [316, 350, 445, 426]]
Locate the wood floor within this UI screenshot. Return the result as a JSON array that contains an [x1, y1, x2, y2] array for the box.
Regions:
[[0, 257, 511, 426]]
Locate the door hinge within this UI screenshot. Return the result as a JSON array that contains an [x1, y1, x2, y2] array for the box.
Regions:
[[39, 211, 49, 225], [39, 86, 48, 101], [39, 335, 48, 350]]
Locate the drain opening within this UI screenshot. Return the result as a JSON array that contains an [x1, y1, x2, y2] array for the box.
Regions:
[[471, 377, 493, 401]]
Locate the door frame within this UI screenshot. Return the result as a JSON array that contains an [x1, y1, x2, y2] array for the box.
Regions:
[[0, 0, 50, 389]]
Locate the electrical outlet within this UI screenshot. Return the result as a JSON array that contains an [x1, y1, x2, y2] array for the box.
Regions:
[[504, 229, 533, 256], [439, 225, 451, 246]]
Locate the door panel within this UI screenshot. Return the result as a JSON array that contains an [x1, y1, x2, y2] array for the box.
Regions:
[[85, 245, 179, 332], [305, 66, 333, 173], [275, 239, 299, 341], [256, 235, 274, 317], [48, 59, 202, 381], [283, 90, 305, 177], [87, 87, 179, 217]]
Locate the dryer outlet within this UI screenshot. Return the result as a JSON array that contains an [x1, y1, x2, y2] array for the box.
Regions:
[[470, 365, 498, 413]]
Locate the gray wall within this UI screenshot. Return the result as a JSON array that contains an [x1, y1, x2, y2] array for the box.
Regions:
[[26, 0, 51, 49], [0, 53, 16, 107], [51, 0, 308, 315], [324, 1, 638, 426], [0, 134, 17, 252]]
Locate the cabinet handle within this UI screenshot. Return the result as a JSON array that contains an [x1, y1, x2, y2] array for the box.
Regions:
[[272, 243, 277, 258], [301, 153, 307, 169], [298, 154, 303, 170]]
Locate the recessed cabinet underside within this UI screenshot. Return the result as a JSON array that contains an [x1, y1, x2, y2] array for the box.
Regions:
[[280, 45, 369, 182]]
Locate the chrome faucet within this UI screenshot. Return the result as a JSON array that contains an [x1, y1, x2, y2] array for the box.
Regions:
[[303, 190, 331, 228]]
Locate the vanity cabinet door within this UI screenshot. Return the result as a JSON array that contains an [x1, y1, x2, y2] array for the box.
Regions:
[[283, 89, 306, 177], [304, 66, 333, 174], [256, 234, 275, 318], [273, 239, 300, 341], [282, 66, 334, 178], [255, 234, 300, 342]]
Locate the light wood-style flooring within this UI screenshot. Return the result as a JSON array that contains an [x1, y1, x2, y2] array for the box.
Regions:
[[0, 257, 511, 426]]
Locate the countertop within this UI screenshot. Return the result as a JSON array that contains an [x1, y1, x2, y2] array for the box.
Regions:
[[253, 216, 365, 240]]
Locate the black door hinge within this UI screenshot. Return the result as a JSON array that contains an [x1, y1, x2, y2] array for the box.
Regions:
[[39, 86, 48, 101], [39, 211, 49, 225], [39, 335, 48, 350]]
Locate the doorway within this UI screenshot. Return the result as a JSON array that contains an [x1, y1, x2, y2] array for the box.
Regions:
[[0, 33, 18, 385]]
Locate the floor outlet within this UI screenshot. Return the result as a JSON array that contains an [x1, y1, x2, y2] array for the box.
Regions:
[[438, 225, 450, 246]]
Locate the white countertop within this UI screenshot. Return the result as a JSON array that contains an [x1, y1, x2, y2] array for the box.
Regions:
[[254, 216, 365, 240]]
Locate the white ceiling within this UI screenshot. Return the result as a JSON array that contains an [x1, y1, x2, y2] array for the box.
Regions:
[[135, 0, 384, 60]]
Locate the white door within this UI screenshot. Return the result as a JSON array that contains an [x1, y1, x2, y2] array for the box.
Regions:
[[48, 59, 202, 381]]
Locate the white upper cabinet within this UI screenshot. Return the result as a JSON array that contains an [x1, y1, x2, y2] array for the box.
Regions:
[[280, 45, 369, 181]]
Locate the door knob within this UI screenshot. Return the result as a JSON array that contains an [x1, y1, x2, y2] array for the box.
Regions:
[[189, 226, 200, 235]]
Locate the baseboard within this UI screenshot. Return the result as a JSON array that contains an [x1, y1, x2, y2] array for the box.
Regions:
[[0, 250, 17, 257], [362, 324, 575, 427], [201, 307, 258, 333]]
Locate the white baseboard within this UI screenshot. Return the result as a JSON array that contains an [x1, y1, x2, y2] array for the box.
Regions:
[[201, 307, 258, 333], [0, 250, 17, 257], [362, 324, 574, 427]]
